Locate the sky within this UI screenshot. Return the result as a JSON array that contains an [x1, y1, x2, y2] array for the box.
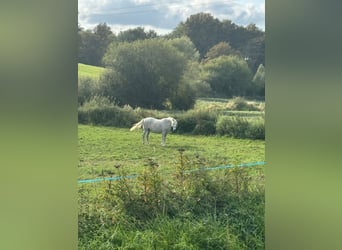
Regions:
[[78, 0, 265, 35]]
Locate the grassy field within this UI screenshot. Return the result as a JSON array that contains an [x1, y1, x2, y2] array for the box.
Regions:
[[77, 62, 266, 248], [78, 125, 265, 180], [78, 124, 265, 249], [78, 63, 106, 79]]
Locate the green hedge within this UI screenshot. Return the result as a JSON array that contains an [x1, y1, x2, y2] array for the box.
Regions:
[[176, 109, 217, 135], [78, 105, 265, 140], [216, 116, 265, 140], [78, 106, 139, 128]]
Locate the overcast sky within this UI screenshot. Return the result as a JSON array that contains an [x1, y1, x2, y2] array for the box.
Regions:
[[78, 0, 265, 35]]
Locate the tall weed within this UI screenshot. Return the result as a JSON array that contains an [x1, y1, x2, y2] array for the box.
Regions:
[[79, 154, 265, 249]]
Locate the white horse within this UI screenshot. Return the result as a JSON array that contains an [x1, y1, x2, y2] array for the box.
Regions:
[[130, 117, 177, 146]]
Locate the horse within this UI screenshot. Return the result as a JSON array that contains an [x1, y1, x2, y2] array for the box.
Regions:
[[130, 117, 177, 146]]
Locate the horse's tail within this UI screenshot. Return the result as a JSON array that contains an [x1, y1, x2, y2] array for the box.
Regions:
[[130, 119, 143, 131]]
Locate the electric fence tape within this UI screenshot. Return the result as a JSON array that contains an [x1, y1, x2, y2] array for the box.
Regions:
[[78, 161, 265, 184]]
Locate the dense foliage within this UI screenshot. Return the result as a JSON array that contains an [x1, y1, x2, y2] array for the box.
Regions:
[[201, 55, 252, 98], [78, 12, 265, 108], [79, 166, 265, 249], [101, 39, 189, 109], [78, 23, 114, 66], [78, 97, 265, 140]]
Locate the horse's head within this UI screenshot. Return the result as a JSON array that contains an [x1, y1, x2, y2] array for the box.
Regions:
[[169, 117, 177, 131]]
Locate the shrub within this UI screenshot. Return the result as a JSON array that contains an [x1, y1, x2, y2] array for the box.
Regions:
[[226, 97, 260, 111], [176, 109, 217, 135], [176, 114, 197, 134], [78, 96, 140, 127], [78, 77, 99, 106], [245, 118, 265, 140], [78, 96, 265, 139], [216, 116, 249, 138], [193, 120, 217, 135], [216, 116, 265, 139]]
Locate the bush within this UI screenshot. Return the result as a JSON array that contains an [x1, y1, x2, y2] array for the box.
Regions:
[[245, 118, 265, 140], [216, 116, 249, 138], [176, 109, 218, 135], [78, 77, 99, 106], [226, 97, 260, 111], [193, 120, 217, 135], [78, 96, 140, 127], [216, 116, 265, 139], [78, 96, 264, 139]]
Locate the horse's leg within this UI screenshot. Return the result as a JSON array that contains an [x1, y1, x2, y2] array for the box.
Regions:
[[161, 131, 167, 146], [146, 129, 150, 144], [142, 130, 146, 144]]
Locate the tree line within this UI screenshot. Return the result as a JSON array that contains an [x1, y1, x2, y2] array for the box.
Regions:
[[78, 12, 265, 110]]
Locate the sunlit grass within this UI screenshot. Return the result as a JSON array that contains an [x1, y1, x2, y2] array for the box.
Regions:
[[78, 125, 265, 180], [78, 63, 106, 79]]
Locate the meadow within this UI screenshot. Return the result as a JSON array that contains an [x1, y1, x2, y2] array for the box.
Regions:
[[78, 125, 264, 180], [78, 63, 106, 79], [78, 124, 265, 249]]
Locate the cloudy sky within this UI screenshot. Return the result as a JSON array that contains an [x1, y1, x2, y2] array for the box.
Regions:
[[78, 0, 265, 35]]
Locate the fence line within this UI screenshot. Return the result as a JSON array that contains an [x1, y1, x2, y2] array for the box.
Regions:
[[78, 161, 265, 184]]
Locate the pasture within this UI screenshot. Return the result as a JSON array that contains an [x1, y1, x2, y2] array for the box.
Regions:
[[78, 63, 106, 79], [78, 124, 265, 249], [78, 125, 264, 180]]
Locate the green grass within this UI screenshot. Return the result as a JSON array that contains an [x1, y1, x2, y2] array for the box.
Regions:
[[78, 215, 251, 249], [78, 63, 106, 79], [78, 124, 265, 180], [78, 124, 265, 249]]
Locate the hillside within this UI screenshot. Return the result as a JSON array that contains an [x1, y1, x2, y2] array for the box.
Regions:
[[78, 63, 106, 79]]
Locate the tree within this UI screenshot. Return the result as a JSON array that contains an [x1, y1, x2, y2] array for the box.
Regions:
[[117, 27, 157, 43], [78, 30, 99, 65], [167, 37, 201, 108], [78, 23, 115, 66], [201, 55, 252, 98], [243, 35, 265, 74], [167, 22, 186, 38], [228, 24, 264, 73], [171, 13, 265, 74], [169, 80, 196, 110], [182, 13, 222, 58], [78, 77, 99, 106], [101, 39, 189, 109], [94, 23, 115, 65], [168, 36, 200, 62], [219, 19, 238, 42], [204, 42, 241, 61]]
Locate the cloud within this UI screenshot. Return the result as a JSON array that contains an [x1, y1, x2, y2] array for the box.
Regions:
[[78, 0, 265, 34]]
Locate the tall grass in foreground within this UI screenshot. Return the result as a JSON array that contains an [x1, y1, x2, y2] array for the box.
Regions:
[[79, 152, 265, 249], [78, 215, 251, 250]]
